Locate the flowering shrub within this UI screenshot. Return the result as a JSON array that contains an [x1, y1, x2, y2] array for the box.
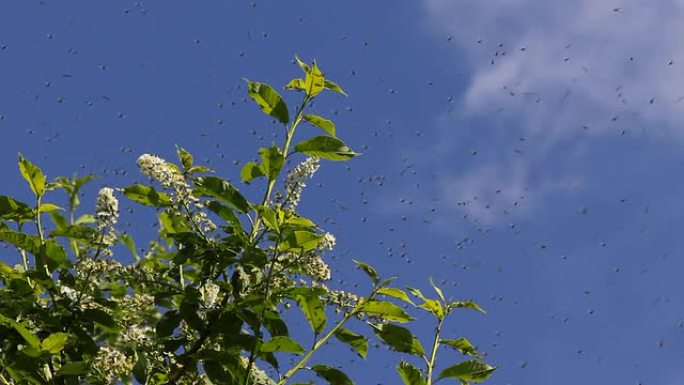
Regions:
[[0, 58, 495, 385]]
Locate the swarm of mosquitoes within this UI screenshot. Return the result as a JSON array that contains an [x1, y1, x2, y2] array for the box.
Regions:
[[3, 2, 682, 384]]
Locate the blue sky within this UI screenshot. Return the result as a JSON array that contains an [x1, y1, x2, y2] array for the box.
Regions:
[[2, 1, 684, 384]]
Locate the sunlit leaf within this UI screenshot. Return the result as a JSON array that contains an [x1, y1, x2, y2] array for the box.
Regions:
[[304, 114, 336, 137], [334, 328, 368, 359], [378, 288, 415, 306], [278, 230, 323, 252], [358, 300, 413, 323], [311, 365, 354, 385], [41, 332, 68, 354], [294, 136, 357, 161], [195, 176, 250, 213], [324, 79, 347, 96], [436, 360, 496, 383], [241, 161, 265, 184], [0, 196, 33, 222], [353, 259, 379, 283], [245, 79, 289, 124], [396, 361, 426, 385], [259, 146, 284, 181], [371, 323, 425, 356], [260, 336, 304, 354], [441, 338, 481, 358], [123, 184, 173, 207], [18, 154, 46, 197], [304, 61, 326, 98]]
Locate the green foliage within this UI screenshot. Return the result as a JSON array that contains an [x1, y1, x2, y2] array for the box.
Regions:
[[0, 57, 495, 385]]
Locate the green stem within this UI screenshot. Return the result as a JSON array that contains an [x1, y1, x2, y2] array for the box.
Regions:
[[277, 310, 354, 385], [426, 318, 444, 385], [36, 196, 44, 242], [0, 373, 11, 385], [17, 223, 29, 272], [277, 286, 381, 385], [248, 96, 309, 244]]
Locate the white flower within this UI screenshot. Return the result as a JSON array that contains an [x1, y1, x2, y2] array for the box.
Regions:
[[90, 346, 133, 383], [137, 153, 209, 220], [121, 324, 152, 346], [137, 154, 179, 189], [320, 233, 336, 251], [201, 280, 220, 308], [284, 157, 320, 209], [95, 187, 119, 228]]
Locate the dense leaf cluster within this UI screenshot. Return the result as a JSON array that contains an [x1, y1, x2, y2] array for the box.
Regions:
[[0, 58, 495, 385]]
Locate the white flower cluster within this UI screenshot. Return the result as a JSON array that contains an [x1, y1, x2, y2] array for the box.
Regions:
[[121, 324, 152, 346], [327, 289, 359, 310], [201, 280, 220, 308], [95, 187, 119, 247], [320, 232, 336, 250], [272, 232, 336, 283], [137, 153, 216, 233], [95, 187, 119, 229], [137, 154, 181, 190], [284, 157, 320, 209], [275, 251, 331, 282], [89, 346, 133, 383]]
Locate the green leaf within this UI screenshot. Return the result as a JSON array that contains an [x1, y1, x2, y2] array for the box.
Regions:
[[0, 314, 40, 349], [176, 146, 194, 170], [334, 328, 368, 359], [311, 365, 354, 385], [42, 240, 68, 270], [257, 205, 279, 233], [371, 323, 424, 356], [278, 230, 323, 252], [206, 201, 245, 233], [304, 61, 326, 98], [419, 299, 445, 320], [429, 277, 446, 302], [358, 300, 413, 323], [75, 214, 96, 225], [41, 332, 68, 354], [285, 78, 306, 91], [240, 161, 265, 184], [396, 361, 426, 385], [58, 362, 89, 375], [324, 79, 347, 96], [304, 114, 336, 137], [353, 259, 379, 283], [245, 79, 289, 124], [259, 146, 284, 181], [406, 287, 429, 302], [378, 288, 415, 306], [450, 300, 486, 314], [283, 216, 316, 228], [260, 336, 304, 354], [51, 225, 99, 242], [0, 196, 34, 222], [123, 184, 173, 207], [441, 338, 481, 358], [436, 360, 496, 383], [294, 55, 310, 73], [18, 154, 46, 197], [119, 232, 140, 260], [0, 230, 41, 254], [293, 289, 327, 334], [294, 136, 357, 161], [195, 176, 250, 213]]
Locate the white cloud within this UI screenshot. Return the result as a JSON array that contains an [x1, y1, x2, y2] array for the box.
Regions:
[[420, 0, 684, 223]]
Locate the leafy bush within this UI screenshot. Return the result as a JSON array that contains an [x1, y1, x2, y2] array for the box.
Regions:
[[0, 57, 495, 385]]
